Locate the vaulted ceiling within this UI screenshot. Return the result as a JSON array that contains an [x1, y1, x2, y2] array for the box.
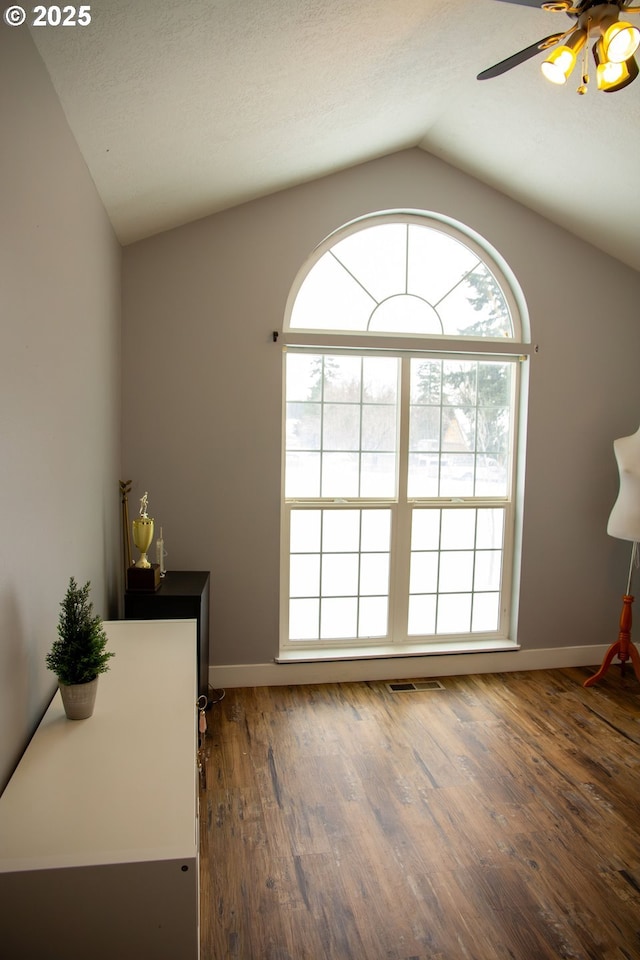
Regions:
[[30, 0, 640, 270]]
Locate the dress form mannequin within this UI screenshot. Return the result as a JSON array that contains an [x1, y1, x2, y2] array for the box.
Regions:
[[606, 426, 640, 541], [585, 427, 640, 687]]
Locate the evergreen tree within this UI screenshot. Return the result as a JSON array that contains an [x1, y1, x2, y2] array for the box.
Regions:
[[46, 578, 114, 685], [462, 264, 511, 339], [414, 266, 512, 458]]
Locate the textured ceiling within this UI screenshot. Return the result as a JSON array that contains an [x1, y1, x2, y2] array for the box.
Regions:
[[29, 0, 640, 270]]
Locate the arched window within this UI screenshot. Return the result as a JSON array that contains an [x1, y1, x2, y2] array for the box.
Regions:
[[280, 212, 529, 659]]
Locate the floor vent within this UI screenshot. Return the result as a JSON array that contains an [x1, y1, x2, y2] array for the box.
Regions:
[[386, 680, 445, 693]]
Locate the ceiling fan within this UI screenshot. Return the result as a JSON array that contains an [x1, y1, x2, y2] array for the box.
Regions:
[[478, 1, 640, 92]]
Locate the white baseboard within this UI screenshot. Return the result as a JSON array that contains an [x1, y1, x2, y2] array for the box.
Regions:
[[210, 644, 610, 689]]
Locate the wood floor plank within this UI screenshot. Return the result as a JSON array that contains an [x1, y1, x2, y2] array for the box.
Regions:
[[201, 669, 640, 959]]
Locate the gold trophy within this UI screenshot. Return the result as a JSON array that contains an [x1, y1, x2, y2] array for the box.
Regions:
[[132, 492, 154, 568], [127, 491, 161, 591]]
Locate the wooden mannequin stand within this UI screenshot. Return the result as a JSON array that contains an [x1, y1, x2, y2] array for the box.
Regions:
[[584, 543, 640, 687]]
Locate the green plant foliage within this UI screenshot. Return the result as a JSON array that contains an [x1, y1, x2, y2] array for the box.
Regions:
[[46, 577, 114, 685]]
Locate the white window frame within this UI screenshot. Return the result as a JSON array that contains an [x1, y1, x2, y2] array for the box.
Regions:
[[279, 211, 530, 661]]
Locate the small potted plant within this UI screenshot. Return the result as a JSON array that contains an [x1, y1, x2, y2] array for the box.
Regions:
[[46, 577, 115, 719]]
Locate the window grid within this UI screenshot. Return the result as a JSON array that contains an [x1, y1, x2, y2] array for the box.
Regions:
[[286, 354, 400, 500], [284, 350, 515, 647], [288, 508, 392, 642], [408, 506, 505, 637], [281, 211, 526, 654], [288, 219, 515, 340], [408, 358, 512, 500]]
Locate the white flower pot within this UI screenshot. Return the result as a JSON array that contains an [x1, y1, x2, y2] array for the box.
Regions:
[[59, 677, 99, 720]]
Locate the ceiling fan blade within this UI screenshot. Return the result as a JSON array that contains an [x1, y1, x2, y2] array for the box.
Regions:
[[477, 33, 565, 80]]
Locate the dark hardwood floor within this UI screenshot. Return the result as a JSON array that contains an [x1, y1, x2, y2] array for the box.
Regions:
[[200, 666, 640, 960]]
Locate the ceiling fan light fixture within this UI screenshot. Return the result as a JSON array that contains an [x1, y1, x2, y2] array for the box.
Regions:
[[541, 28, 587, 84], [593, 38, 639, 90], [601, 20, 640, 63]]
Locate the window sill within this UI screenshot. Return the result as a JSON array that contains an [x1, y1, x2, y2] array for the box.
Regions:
[[276, 638, 519, 665]]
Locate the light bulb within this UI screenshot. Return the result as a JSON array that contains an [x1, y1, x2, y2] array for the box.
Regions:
[[602, 21, 640, 63], [598, 60, 625, 84], [541, 29, 587, 85], [593, 36, 639, 92], [541, 46, 577, 84]]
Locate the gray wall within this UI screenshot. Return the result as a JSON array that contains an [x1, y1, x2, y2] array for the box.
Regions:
[[122, 148, 640, 671], [0, 27, 121, 790]]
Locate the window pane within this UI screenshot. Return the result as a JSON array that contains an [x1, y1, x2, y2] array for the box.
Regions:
[[321, 598, 358, 639], [408, 594, 436, 635], [323, 403, 360, 450], [289, 599, 319, 640], [290, 253, 374, 331], [360, 553, 390, 595], [472, 593, 500, 632], [441, 510, 475, 550], [361, 510, 391, 551], [359, 597, 388, 637], [411, 510, 440, 551], [362, 404, 396, 451], [407, 226, 480, 306], [332, 224, 407, 302], [409, 552, 438, 593], [407, 456, 439, 497], [478, 361, 512, 407], [322, 453, 359, 497], [290, 510, 321, 553], [286, 353, 320, 401], [474, 551, 502, 591], [439, 551, 474, 592], [286, 452, 320, 497], [439, 471, 474, 498], [323, 510, 360, 551], [323, 355, 362, 402], [322, 554, 359, 596], [442, 361, 476, 407], [369, 295, 442, 334], [411, 359, 442, 404], [409, 407, 441, 451], [286, 402, 321, 450], [360, 453, 396, 497], [438, 265, 512, 338], [437, 594, 472, 633], [290, 554, 321, 598], [476, 510, 504, 549], [475, 458, 508, 497], [363, 356, 398, 402]]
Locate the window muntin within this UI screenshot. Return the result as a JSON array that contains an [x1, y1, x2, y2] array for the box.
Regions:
[[408, 506, 505, 636], [288, 220, 515, 340], [289, 508, 392, 641], [284, 350, 516, 645], [408, 358, 512, 498], [285, 354, 399, 499], [282, 211, 526, 653]]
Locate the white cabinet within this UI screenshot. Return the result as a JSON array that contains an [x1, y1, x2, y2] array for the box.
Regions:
[[0, 619, 200, 960]]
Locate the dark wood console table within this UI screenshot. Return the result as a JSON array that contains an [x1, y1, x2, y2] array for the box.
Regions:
[[125, 570, 210, 699]]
